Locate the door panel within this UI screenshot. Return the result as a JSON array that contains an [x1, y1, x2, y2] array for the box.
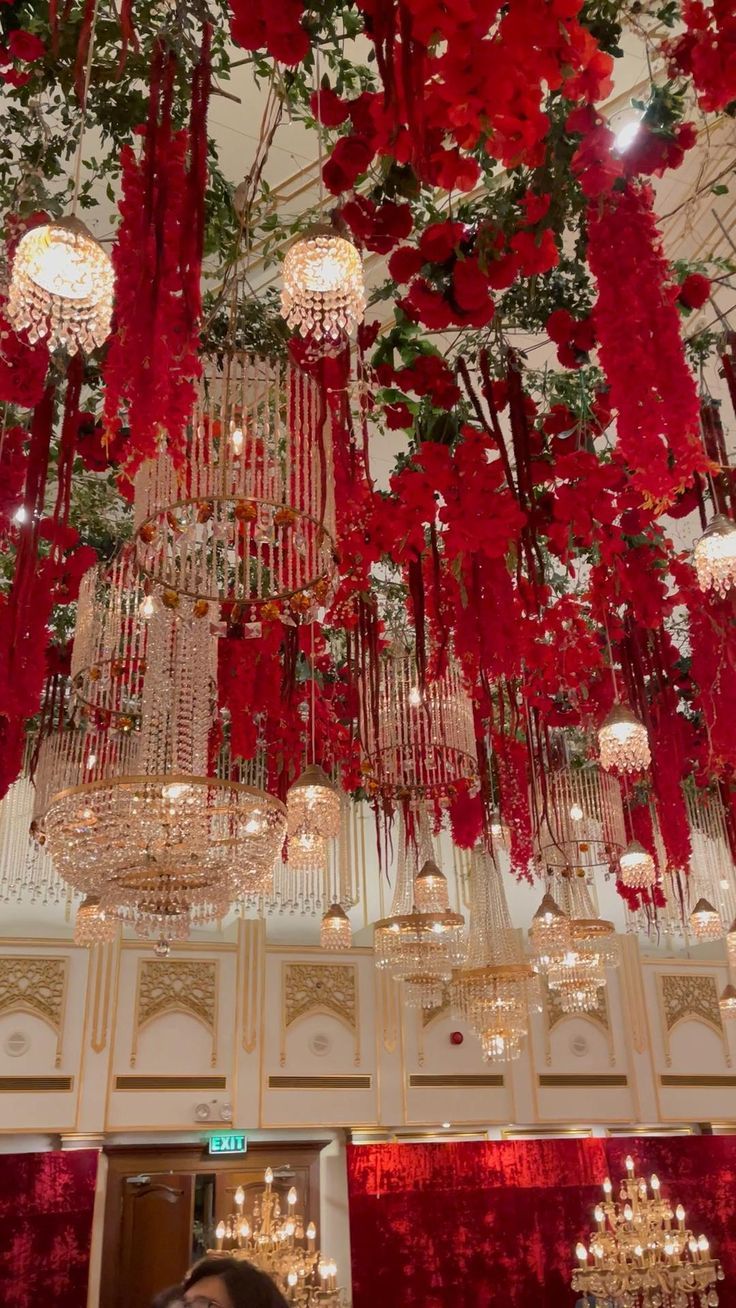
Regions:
[[117, 1172, 195, 1308]]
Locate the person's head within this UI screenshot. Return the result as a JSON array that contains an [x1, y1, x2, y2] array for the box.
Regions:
[[180, 1257, 289, 1308], [151, 1290, 183, 1308]]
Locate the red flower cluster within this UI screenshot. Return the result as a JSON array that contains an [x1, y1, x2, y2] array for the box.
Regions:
[[0, 26, 45, 87], [0, 301, 48, 408], [341, 196, 413, 253], [665, 0, 736, 112], [228, 0, 309, 65], [586, 182, 705, 504], [546, 308, 596, 368]]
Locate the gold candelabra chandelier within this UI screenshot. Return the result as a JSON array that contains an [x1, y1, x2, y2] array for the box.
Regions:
[[572, 1155, 724, 1308], [212, 1168, 346, 1306]]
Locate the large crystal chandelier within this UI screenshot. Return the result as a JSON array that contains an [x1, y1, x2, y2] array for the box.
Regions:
[[450, 848, 538, 1063], [134, 352, 336, 616], [529, 891, 572, 970], [598, 703, 651, 775], [694, 514, 736, 597], [287, 763, 341, 870], [543, 875, 617, 1014], [572, 1155, 724, 1308], [211, 1167, 346, 1305], [281, 224, 365, 348], [535, 763, 626, 878], [7, 216, 114, 353], [374, 819, 464, 1009], [363, 645, 479, 804]]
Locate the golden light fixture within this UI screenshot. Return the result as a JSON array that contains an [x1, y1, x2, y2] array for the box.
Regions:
[[689, 896, 723, 941], [694, 514, 736, 597], [545, 876, 617, 1015], [414, 858, 450, 912], [535, 763, 626, 877], [73, 894, 118, 947], [598, 703, 651, 775], [374, 909, 465, 1009], [620, 839, 656, 889], [281, 224, 365, 348], [287, 764, 341, 848], [529, 891, 571, 971], [320, 902, 352, 951], [7, 216, 114, 353], [719, 983, 736, 1020], [572, 1156, 724, 1308]]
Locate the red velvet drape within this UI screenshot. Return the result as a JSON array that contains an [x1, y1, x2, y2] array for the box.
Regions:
[[0, 1148, 99, 1308], [347, 1138, 736, 1308]]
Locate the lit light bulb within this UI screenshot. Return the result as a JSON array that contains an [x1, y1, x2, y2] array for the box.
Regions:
[[13, 505, 28, 524], [576, 1242, 588, 1264], [239, 1220, 249, 1239], [7, 216, 114, 353], [288, 1272, 298, 1288], [624, 1204, 634, 1222], [614, 119, 641, 152], [408, 685, 422, 707], [281, 225, 365, 348], [625, 1155, 635, 1173], [620, 840, 656, 889], [598, 705, 650, 774], [306, 1222, 316, 1241], [594, 1205, 605, 1224], [265, 1167, 273, 1186], [676, 1204, 686, 1224], [235, 1185, 245, 1207], [650, 1174, 660, 1192], [216, 1220, 226, 1241], [86, 753, 97, 769], [698, 1235, 710, 1253], [287, 1186, 297, 1206], [603, 1177, 613, 1195], [230, 424, 244, 455], [162, 782, 190, 802], [139, 594, 156, 620], [569, 802, 584, 821], [694, 514, 736, 597]]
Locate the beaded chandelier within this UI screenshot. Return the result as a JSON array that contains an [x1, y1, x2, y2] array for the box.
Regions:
[[71, 550, 148, 727], [74, 894, 118, 947], [694, 513, 736, 597], [536, 763, 626, 878], [719, 983, 736, 1020], [7, 216, 114, 353], [450, 849, 538, 1063], [414, 858, 450, 912], [545, 875, 617, 1014], [320, 903, 352, 951], [134, 352, 336, 617], [287, 763, 341, 870], [620, 839, 657, 889], [688, 897, 723, 941], [598, 703, 651, 775], [529, 891, 572, 971], [363, 646, 478, 804], [572, 1155, 724, 1308], [281, 225, 365, 348]]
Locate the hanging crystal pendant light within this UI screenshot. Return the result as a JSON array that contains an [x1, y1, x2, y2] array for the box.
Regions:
[[7, 215, 114, 354], [719, 982, 736, 1019], [320, 903, 352, 951], [544, 876, 617, 1014], [598, 703, 651, 774], [529, 892, 571, 971], [694, 514, 736, 597], [74, 894, 118, 947], [287, 764, 341, 844], [619, 839, 656, 889], [414, 858, 450, 912], [281, 224, 365, 348], [689, 896, 723, 941]]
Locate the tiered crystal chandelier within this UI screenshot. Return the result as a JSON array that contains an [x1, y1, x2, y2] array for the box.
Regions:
[[572, 1155, 724, 1308], [620, 840, 657, 889], [694, 514, 736, 597], [539, 875, 617, 1015], [536, 763, 626, 879], [363, 645, 479, 804], [375, 821, 464, 1009], [598, 703, 651, 775], [320, 903, 352, 950], [71, 550, 148, 727], [688, 897, 723, 941], [238, 798, 360, 922], [287, 763, 341, 872], [450, 848, 538, 1063], [212, 1167, 346, 1305], [7, 215, 114, 353], [529, 891, 572, 970], [134, 351, 336, 618], [281, 224, 365, 348], [74, 894, 118, 947]]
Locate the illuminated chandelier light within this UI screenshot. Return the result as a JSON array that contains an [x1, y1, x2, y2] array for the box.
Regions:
[[71, 550, 148, 726], [686, 790, 736, 927], [728, 918, 736, 973], [719, 983, 736, 1020], [7, 216, 114, 353], [211, 1167, 346, 1306], [320, 903, 352, 950], [0, 762, 65, 905], [536, 763, 626, 878], [688, 896, 723, 942], [363, 646, 479, 804], [281, 224, 365, 348], [414, 858, 450, 912], [572, 1155, 724, 1308], [620, 839, 657, 889], [100, 864, 231, 948], [546, 875, 617, 1014], [694, 514, 736, 597], [450, 849, 538, 1063], [286, 763, 341, 872], [133, 351, 336, 614], [529, 891, 572, 972], [598, 703, 651, 775], [239, 798, 360, 919], [73, 894, 118, 948]]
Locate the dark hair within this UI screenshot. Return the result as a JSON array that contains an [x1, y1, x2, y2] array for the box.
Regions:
[[151, 1290, 183, 1308], [182, 1257, 289, 1308]]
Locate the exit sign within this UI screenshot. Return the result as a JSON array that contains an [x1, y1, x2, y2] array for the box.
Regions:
[[209, 1133, 247, 1155]]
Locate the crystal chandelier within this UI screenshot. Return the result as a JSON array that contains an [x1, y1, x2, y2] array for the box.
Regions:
[[620, 840, 657, 889], [281, 224, 365, 348], [287, 763, 341, 870], [7, 216, 114, 353], [598, 703, 651, 775], [728, 917, 736, 972], [535, 763, 626, 878], [134, 351, 336, 615], [320, 903, 352, 950], [689, 897, 723, 941], [363, 646, 479, 804], [719, 983, 736, 1019], [572, 1155, 724, 1308], [694, 514, 736, 597], [74, 894, 118, 947], [450, 849, 538, 1063], [238, 800, 360, 920], [212, 1167, 346, 1306], [529, 891, 571, 970], [545, 876, 617, 1014], [71, 550, 148, 727], [414, 858, 450, 911]]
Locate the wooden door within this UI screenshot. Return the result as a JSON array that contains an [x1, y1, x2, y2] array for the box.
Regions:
[[115, 1172, 195, 1308]]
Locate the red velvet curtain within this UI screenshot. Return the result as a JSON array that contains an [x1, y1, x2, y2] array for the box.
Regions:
[[0, 1148, 99, 1308], [347, 1137, 736, 1308]]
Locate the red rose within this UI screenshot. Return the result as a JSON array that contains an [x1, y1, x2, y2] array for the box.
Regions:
[[511, 227, 559, 276], [546, 308, 575, 345], [310, 87, 350, 128], [384, 403, 413, 430], [400, 280, 453, 330], [7, 29, 45, 62], [419, 221, 465, 265], [453, 257, 492, 312], [678, 272, 711, 310], [388, 244, 424, 284], [323, 135, 374, 194]]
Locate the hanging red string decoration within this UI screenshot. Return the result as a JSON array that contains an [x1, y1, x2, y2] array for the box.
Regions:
[[103, 30, 212, 470], [586, 182, 705, 506]]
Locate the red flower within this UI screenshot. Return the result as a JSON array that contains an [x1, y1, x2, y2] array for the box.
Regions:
[[388, 244, 424, 283], [678, 272, 711, 310], [419, 221, 466, 265], [453, 257, 493, 313], [510, 227, 559, 275], [323, 135, 374, 194], [310, 87, 350, 127], [546, 308, 575, 345], [7, 29, 45, 62]]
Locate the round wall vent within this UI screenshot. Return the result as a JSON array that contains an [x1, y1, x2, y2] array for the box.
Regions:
[[309, 1032, 331, 1057], [5, 1031, 29, 1058]]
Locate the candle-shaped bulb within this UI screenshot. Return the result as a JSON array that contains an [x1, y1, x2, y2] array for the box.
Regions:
[[239, 1220, 250, 1239], [634, 1245, 644, 1258], [698, 1235, 709, 1254], [235, 1185, 245, 1207], [625, 1155, 635, 1174], [603, 1177, 613, 1195], [288, 1186, 297, 1206], [676, 1204, 685, 1224], [216, 1220, 226, 1241], [624, 1204, 634, 1222], [650, 1174, 660, 1192], [592, 1243, 604, 1261], [285, 1219, 295, 1237], [288, 1272, 298, 1288], [265, 1167, 274, 1186], [576, 1242, 588, 1264], [307, 1221, 317, 1241], [689, 1238, 699, 1255], [664, 1240, 676, 1257], [594, 1205, 605, 1225], [140, 594, 156, 620], [230, 424, 244, 455], [319, 1263, 329, 1281]]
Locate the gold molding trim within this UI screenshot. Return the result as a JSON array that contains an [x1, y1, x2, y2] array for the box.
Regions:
[[620, 935, 647, 1054], [115, 1074, 228, 1091], [501, 1125, 593, 1138], [376, 968, 399, 1056], [539, 1073, 628, 1088], [606, 1124, 696, 1135], [132, 959, 218, 1067], [90, 941, 117, 1054], [0, 956, 68, 1066], [268, 1074, 371, 1089], [409, 1073, 504, 1089], [657, 973, 728, 1067], [242, 919, 263, 1054], [281, 962, 359, 1067]]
